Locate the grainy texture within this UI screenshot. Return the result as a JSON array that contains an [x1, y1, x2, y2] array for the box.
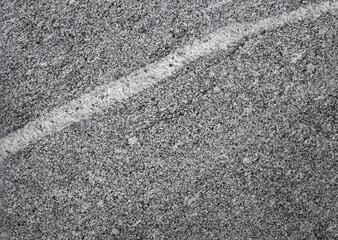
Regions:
[[0, 0, 328, 137], [1, 0, 338, 239]]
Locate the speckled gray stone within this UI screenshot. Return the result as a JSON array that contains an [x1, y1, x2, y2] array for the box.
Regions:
[[1, 1, 338, 239], [0, 0, 328, 137]]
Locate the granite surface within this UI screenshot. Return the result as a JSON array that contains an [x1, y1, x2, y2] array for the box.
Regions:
[[0, 0, 328, 138], [1, 0, 338, 239]]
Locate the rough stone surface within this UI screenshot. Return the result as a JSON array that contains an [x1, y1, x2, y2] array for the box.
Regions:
[[1, 1, 338, 239]]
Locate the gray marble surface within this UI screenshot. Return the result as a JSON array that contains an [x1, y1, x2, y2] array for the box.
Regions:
[[1, 0, 337, 239]]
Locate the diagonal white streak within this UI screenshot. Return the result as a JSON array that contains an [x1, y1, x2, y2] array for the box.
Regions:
[[0, 1, 337, 160]]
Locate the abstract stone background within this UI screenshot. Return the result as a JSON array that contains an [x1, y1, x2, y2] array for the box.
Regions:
[[1, 0, 337, 239]]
